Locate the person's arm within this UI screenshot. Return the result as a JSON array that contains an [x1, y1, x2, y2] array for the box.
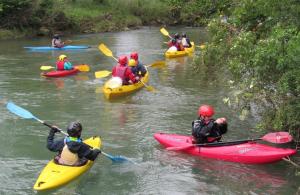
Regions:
[[77, 143, 101, 161], [112, 66, 117, 77], [126, 68, 137, 83], [138, 63, 147, 76], [52, 39, 55, 47], [47, 127, 64, 152]]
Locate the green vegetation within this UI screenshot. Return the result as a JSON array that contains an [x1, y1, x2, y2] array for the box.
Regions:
[[0, 0, 171, 38], [197, 0, 300, 140]]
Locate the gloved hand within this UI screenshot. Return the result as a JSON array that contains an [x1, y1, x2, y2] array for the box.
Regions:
[[50, 126, 60, 134], [94, 149, 102, 154]]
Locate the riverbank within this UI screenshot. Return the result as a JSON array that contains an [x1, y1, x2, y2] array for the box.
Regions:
[[0, 0, 180, 40], [0, 0, 221, 40]]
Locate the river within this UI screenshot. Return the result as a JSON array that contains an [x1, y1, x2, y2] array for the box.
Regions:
[[0, 27, 299, 194]]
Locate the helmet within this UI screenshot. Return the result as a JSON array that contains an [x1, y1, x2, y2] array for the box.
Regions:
[[59, 54, 67, 61], [67, 121, 82, 137], [174, 33, 179, 39], [128, 59, 137, 66], [130, 52, 138, 60], [118, 55, 128, 66], [198, 105, 215, 117], [53, 34, 60, 39], [182, 33, 186, 38]]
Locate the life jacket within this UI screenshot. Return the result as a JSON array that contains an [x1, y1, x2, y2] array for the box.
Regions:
[[114, 65, 127, 81], [58, 137, 82, 166], [56, 60, 65, 71]]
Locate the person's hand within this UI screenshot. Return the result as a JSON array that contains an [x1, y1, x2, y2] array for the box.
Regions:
[[94, 149, 101, 154], [50, 126, 60, 134], [215, 118, 226, 124], [135, 76, 140, 81]]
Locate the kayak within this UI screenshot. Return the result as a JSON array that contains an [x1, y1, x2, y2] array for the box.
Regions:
[[154, 133, 297, 164], [165, 42, 195, 58], [33, 136, 101, 191], [103, 71, 149, 99], [42, 68, 79, 78], [24, 45, 90, 50]]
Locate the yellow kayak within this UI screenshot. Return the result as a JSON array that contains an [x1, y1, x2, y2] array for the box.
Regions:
[[33, 136, 101, 191], [103, 71, 149, 99], [165, 42, 195, 58]]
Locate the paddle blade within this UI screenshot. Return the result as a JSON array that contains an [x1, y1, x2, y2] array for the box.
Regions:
[[40, 66, 54, 71], [145, 85, 155, 92], [160, 27, 170, 37], [102, 152, 130, 163], [262, 132, 293, 143], [75, 64, 90, 72], [99, 43, 113, 57], [95, 70, 112, 78], [6, 102, 36, 120], [140, 80, 155, 92], [146, 61, 166, 68]]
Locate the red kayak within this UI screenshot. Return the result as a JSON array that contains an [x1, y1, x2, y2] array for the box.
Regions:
[[154, 133, 297, 164], [42, 68, 79, 77]]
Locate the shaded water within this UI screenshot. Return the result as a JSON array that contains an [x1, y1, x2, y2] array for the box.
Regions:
[[0, 27, 299, 194]]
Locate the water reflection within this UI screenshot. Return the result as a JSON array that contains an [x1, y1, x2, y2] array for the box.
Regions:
[[155, 150, 287, 194]]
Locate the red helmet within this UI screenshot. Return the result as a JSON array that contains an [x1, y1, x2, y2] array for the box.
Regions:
[[118, 55, 128, 66], [130, 52, 138, 60], [198, 105, 215, 117]]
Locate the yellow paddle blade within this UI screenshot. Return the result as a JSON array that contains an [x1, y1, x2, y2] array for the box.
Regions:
[[95, 70, 112, 78], [146, 61, 166, 68], [140, 80, 155, 92], [74, 64, 90, 72], [40, 66, 54, 71], [99, 43, 113, 57], [160, 27, 170, 37], [196, 44, 206, 49]]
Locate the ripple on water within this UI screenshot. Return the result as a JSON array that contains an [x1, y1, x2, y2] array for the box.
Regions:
[[0, 158, 47, 194]]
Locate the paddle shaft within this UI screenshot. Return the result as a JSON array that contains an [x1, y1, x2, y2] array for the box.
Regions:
[[193, 138, 261, 147], [35, 118, 68, 136]]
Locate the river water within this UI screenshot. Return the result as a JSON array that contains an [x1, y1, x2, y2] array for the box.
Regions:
[[0, 27, 299, 194]]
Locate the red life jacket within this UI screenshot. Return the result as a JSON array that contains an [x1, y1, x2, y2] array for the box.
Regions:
[[114, 65, 127, 81], [56, 60, 65, 70]]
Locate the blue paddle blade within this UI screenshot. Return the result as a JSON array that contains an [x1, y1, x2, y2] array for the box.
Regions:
[[102, 152, 131, 163], [6, 102, 37, 120], [111, 155, 130, 163]]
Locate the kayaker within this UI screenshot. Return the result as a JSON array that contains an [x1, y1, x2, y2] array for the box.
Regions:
[[181, 33, 192, 48], [51, 34, 65, 48], [167, 38, 179, 51], [174, 33, 184, 51], [129, 52, 147, 78], [47, 121, 101, 166], [192, 105, 228, 144], [56, 54, 73, 70], [112, 55, 138, 85]]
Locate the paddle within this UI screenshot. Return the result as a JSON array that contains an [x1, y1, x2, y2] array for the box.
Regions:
[[6, 101, 130, 163], [145, 61, 166, 68], [40, 64, 90, 72], [160, 27, 172, 39], [94, 70, 112, 79], [98, 43, 118, 61], [140, 80, 155, 92], [166, 132, 293, 151]]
